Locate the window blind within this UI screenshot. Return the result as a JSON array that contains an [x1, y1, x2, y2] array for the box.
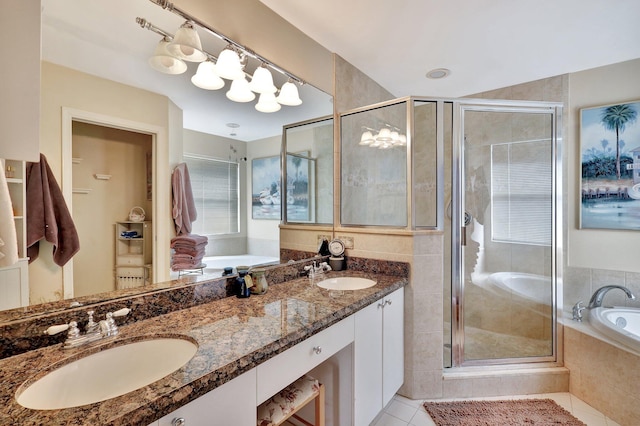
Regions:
[[184, 155, 239, 235], [490, 140, 552, 246]]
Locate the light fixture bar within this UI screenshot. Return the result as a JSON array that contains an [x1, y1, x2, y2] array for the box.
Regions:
[[148, 0, 305, 86], [136, 17, 221, 63], [135, 17, 173, 41]]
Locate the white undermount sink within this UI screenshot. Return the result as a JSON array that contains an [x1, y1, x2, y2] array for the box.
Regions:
[[16, 337, 198, 410], [316, 277, 377, 291]]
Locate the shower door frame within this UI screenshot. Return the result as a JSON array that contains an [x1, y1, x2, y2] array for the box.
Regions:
[[450, 99, 564, 368]]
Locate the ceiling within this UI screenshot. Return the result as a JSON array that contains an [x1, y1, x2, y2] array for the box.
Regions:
[[42, 1, 640, 142], [41, 0, 332, 142], [259, 0, 640, 98]]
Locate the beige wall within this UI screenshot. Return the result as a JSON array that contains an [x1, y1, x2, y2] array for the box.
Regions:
[[32, 62, 178, 304], [247, 135, 282, 257]]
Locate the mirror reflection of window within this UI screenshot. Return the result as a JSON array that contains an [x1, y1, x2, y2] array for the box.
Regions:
[[184, 155, 240, 235]]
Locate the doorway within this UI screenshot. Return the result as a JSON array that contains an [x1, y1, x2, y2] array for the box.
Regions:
[[71, 122, 152, 297], [61, 108, 165, 300]]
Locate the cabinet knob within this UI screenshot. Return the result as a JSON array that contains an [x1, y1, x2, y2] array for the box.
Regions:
[[313, 346, 322, 355], [377, 302, 385, 309], [384, 299, 393, 306], [172, 417, 186, 426]]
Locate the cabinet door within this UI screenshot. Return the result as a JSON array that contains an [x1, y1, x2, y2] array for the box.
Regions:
[[354, 298, 384, 426], [157, 369, 256, 426], [382, 287, 404, 407]]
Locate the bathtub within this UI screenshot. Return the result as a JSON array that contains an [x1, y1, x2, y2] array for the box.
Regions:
[[589, 307, 640, 353], [203, 255, 279, 274], [485, 272, 552, 305]]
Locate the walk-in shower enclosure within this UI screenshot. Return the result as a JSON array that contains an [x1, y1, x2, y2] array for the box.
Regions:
[[340, 97, 563, 368]]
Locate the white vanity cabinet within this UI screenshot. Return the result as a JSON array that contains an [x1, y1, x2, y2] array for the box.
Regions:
[[354, 287, 404, 425], [148, 286, 404, 426], [152, 369, 257, 426], [256, 315, 354, 404]]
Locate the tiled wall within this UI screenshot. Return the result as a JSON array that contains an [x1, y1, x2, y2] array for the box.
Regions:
[[564, 323, 640, 425], [564, 266, 640, 312]]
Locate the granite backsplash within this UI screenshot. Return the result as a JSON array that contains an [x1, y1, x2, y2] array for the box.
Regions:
[[0, 252, 409, 359]]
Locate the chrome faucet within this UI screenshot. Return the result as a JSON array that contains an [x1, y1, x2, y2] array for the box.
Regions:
[[587, 285, 635, 309], [572, 301, 585, 322], [44, 308, 131, 349]]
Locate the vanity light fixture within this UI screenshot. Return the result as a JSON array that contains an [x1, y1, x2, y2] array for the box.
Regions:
[[255, 92, 282, 113], [276, 79, 303, 106], [148, 37, 187, 74], [167, 21, 206, 62], [215, 46, 245, 80], [191, 60, 225, 90], [226, 76, 256, 103], [359, 130, 374, 145], [359, 125, 406, 149], [137, 0, 306, 112], [249, 64, 277, 94]]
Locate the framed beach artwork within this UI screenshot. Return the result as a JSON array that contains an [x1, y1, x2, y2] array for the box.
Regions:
[[286, 152, 315, 222], [251, 155, 281, 220], [580, 100, 640, 230]]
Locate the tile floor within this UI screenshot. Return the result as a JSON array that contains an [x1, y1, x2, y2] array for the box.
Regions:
[[372, 393, 621, 426]]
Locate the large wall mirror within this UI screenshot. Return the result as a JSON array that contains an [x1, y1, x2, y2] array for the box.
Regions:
[[283, 116, 334, 225], [2, 0, 333, 321], [339, 97, 441, 229]]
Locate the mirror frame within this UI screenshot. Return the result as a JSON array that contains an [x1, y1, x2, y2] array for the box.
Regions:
[[281, 115, 334, 225]]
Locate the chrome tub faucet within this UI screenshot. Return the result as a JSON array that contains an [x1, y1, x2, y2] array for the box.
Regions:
[[587, 285, 636, 309]]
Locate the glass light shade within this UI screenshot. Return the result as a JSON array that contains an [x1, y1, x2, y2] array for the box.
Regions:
[[255, 92, 281, 113], [215, 48, 244, 80], [276, 81, 302, 106], [398, 134, 407, 145], [148, 39, 187, 75], [167, 21, 206, 62], [390, 131, 400, 144], [376, 128, 392, 142], [249, 66, 276, 94], [191, 61, 225, 90], [359, 131, 374, 145], [226, 77, 255, 102]]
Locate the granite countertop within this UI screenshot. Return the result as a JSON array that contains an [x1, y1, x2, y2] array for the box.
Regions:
[[0, 270, 406, 425]]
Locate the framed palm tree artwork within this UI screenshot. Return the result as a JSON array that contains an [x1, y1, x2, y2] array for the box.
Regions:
[[580, 100, 640, 230]]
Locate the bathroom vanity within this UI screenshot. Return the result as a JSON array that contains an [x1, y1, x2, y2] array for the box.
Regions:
[[0, 270, 406, 425]]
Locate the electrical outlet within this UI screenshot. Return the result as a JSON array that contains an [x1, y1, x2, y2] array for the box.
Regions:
[[338, 236, 354, 249]]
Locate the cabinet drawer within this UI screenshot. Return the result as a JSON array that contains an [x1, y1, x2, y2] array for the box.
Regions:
[[117, 255, 145, 266], [256, 315, 354, 404]]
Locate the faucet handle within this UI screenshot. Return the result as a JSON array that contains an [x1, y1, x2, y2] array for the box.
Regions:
[[572, 301, 585, 322], [86, 310, 100, 333], [112, 307, 131, 317], [44, 323, 70, 335]]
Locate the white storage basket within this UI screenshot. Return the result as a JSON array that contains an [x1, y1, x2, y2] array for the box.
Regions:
[[128, 206, 145, 222]]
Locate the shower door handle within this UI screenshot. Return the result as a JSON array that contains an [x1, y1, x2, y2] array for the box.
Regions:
[[461, 226, 467, 246]]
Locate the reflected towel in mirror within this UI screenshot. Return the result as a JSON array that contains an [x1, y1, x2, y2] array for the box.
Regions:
[[172, 163, 197, 236]]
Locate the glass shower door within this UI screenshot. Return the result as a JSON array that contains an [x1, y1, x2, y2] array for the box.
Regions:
[[451, 103, 560, 366]]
